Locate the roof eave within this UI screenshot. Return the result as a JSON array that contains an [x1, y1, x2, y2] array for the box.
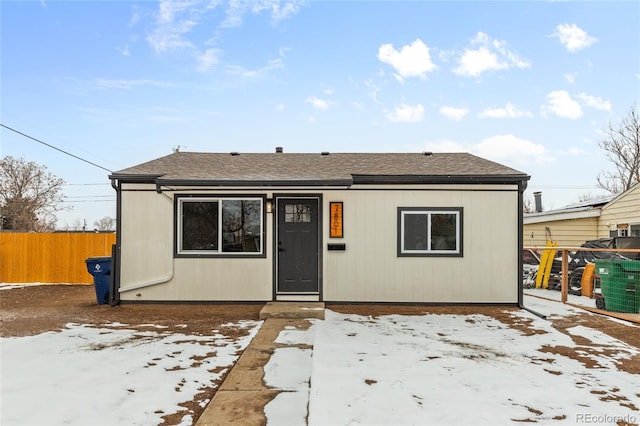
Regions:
[[109, 173, 164, 183], [352, 174, 530, 185], [155, 178, 354, 187]]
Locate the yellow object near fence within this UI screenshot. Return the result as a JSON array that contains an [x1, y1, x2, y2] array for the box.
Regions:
[[0, 232, 116, 284], [580, 262, 596, 298], [536, 241, 558, 289]]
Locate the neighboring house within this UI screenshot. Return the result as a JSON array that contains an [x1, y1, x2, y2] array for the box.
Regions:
[[524, 182, 640, 247], [108, 151, 529, 305]]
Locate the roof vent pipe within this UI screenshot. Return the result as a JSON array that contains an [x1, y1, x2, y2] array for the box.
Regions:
[[275, 147, 283, 153], [533, 191, 543, 213], [422, 151, 433, 156], [321, 151, 330, 156]]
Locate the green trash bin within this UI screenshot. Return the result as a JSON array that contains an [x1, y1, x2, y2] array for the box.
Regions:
[[595, 259, 640, 313]]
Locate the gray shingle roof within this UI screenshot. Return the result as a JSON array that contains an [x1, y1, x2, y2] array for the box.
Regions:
[[110, 152, 529, 185]]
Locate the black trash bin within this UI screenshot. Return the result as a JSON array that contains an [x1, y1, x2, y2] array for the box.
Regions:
[[85, 256, 111, 305]]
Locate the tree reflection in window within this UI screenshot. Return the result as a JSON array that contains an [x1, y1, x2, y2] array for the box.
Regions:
[[182, 201, 218, 250], [222, 200, 261, 252], [284, 204, 312, 223]]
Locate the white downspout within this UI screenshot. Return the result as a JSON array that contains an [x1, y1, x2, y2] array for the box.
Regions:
[[119, 190, 175, 293]]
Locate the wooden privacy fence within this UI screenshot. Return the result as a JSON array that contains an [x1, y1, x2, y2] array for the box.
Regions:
[[0, 232, 116, 284]]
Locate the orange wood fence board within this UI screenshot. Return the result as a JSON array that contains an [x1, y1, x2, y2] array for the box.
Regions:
[[0, 233, 116, 284]]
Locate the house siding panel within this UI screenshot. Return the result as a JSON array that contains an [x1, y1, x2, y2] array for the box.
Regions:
[[598, 184, 640, 237], [117, 184, 520, 303], [323, 188, 519, 303], [523, 217, 599, 247], [118, 185, 273, 301]]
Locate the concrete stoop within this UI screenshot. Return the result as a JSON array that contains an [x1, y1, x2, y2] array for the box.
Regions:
[[195, 317, 314, 426], [259, 301, 325, 320]]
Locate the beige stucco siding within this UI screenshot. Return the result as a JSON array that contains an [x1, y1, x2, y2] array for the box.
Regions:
[[323, 188, 519, 303], [118, 185, 272, 301], [117, 184, 520, 303], [523, 217, 599, 247], [598, 184, 640, 237]]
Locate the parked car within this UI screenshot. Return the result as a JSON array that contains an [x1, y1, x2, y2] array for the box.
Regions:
[[522, 249, 540, 288]]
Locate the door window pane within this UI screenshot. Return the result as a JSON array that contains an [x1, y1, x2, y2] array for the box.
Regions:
[[285, 204, 312, 223]]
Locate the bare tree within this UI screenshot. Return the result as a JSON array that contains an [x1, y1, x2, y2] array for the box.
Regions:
[[0, 156, 69, 231], [94, 216, 115, 231], [523, 197, 535, 213], [596, 104, 640, 194]]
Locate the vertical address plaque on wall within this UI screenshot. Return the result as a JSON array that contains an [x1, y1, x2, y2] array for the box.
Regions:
[[330, 202, 343, 238]]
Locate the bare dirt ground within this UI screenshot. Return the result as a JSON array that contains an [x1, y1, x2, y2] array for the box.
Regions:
[[2, 285, 639, 425]]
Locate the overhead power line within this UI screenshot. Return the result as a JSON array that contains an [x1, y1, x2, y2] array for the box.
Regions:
[[0, 123, 113, 173]]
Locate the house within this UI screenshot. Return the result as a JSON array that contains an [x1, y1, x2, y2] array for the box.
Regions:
[[108, 150, 530, 305], [523, 182, 640, 247]]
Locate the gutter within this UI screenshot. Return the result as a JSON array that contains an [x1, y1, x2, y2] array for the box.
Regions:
[[516, 179, 546, 319], [108, 175, 175, 299], [109, 177, 121, 306]]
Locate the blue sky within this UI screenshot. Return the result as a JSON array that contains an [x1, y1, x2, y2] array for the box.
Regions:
[[2, 0, 639, 229]]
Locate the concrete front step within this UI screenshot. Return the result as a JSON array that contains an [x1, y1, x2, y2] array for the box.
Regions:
[[259, 302, 325, 320]]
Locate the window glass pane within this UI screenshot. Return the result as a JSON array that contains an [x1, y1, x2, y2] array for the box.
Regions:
[[285, 203, 311, 223], [222, 200, 261, 252], [182, 201, 218, 251], [431, 213, 457, 251], [403, 213, 428, 250]]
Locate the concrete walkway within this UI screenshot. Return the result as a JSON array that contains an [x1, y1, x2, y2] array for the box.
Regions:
[[195, 303, 324, 426]]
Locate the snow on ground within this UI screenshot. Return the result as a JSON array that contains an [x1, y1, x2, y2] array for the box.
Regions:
[[1, 321, 261, 426], [3, 291, 639, 426], [525, 288, 601, 311], [264, 325, 315, 426], [264, 296, 639, 426]]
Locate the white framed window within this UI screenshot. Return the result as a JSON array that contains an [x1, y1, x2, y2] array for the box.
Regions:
[[176, 196, 264, 257], [397, 207, 463, 257]]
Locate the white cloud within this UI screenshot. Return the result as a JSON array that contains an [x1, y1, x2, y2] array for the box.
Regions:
[[146, 0, 198, 53], [562, 147, 589, 156], [306, 96, 329, 111], [564, 72, 577, 84], [196, 48, 221, 72], [421, 134, 553, 165], [478, 103, 533, 119], [118, 45, 130, 56], [364, 80, 382, 105], [542, 90, 583, 119], [221, 0, 305, 28], [472, 134, 553, 165], [552, 23, 597, 52], [439, 106, 468, 121], [377, 39, 437, 81], [453, 32, 530, 77], [276, 104, 285, 111], [145, 0, 304, 75], [420, 140, 466, 153], [386, 103, 425, 123], [96, 79, 171, 90], [578, 93, 612, 111], [227, 57, 284, 79]]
